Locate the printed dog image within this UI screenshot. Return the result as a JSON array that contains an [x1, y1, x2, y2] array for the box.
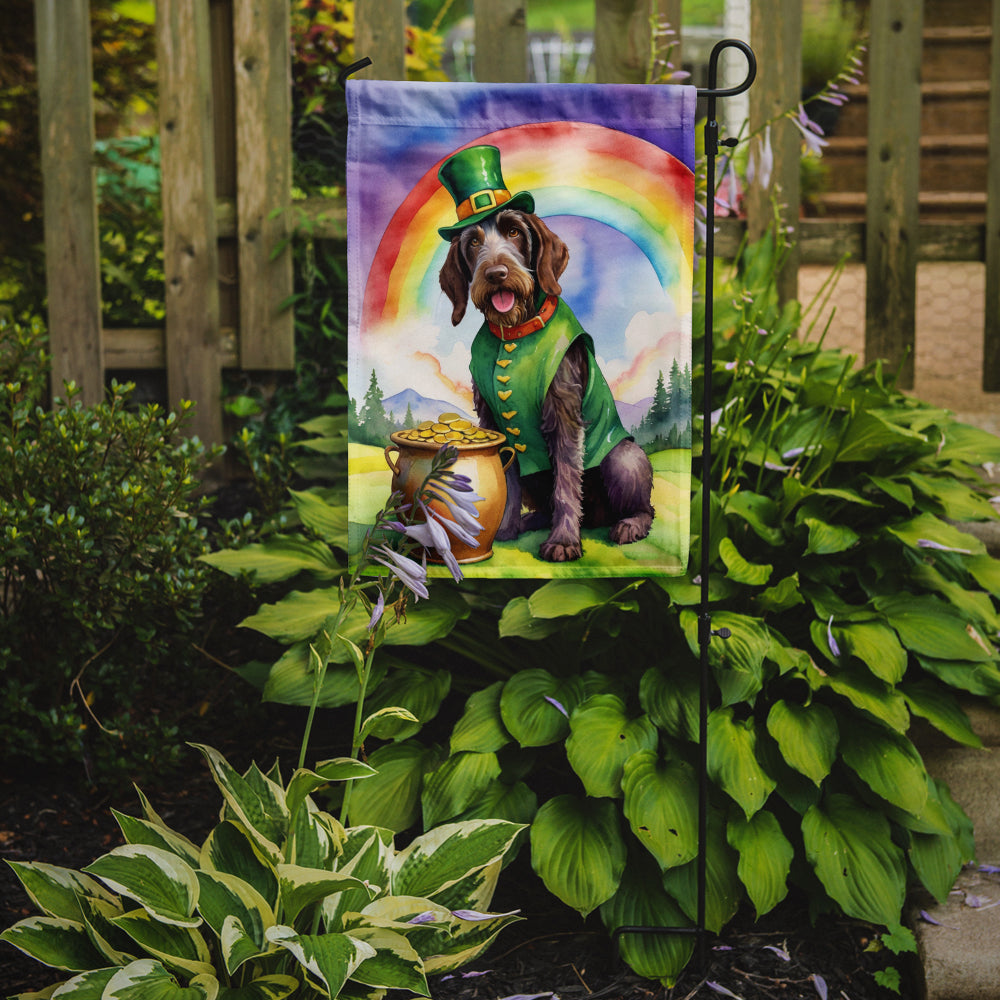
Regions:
[[436, 145, 655, 562]]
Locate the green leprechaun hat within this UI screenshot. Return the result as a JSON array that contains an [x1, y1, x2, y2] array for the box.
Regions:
[[437, 144, 534, 239]]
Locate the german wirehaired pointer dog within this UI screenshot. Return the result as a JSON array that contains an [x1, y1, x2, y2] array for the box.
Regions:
[[437, 147, 654, 562]]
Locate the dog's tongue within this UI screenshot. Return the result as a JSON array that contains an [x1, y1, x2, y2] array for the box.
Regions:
[[492, 289, 516, 314]]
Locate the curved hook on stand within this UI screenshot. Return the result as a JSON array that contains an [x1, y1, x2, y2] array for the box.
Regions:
[[337, 57, 373, 90]]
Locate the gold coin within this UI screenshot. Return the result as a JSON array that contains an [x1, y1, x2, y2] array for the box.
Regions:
[[418, 429, 435, 438], [433, 433, 449, 443], [431, 422, 449, 433], [417, 420, 434, 430], [451, 419, 472, 431], [438, 411, 461, 423]]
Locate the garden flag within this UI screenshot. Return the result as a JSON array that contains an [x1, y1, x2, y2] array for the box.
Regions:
[[347, 80, 696, 578]]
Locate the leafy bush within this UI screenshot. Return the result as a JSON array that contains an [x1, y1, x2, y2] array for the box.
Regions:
[[1, 743, 524, 998], [205, 232, 1000, 985], [0, 317, 220, 783]]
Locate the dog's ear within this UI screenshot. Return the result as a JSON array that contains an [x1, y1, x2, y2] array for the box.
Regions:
[[439, 238, 469, 325], [528, 215, 569, 296]]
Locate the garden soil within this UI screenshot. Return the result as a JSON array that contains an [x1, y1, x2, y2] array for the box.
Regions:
[[0, 724, 913, 1000]]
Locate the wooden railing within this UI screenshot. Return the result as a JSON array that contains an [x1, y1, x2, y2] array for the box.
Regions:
[[32, 0, 1000, 445]]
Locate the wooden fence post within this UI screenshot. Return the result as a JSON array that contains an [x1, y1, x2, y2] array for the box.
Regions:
[[474, 0, 527, 83], [594, 0, 655, 84], [746, 0, 801, 305], [864, 0, 923, 389], [983, 0, 1000, 390], [233, 0, 294, 370], [355, 0, 406, 80], [34, 0, 104, 405], [157, 0, 223, 445]]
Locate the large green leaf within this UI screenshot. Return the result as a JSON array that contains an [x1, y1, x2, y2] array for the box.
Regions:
[[362, 667, 451, 741], [260, 643, 383, 709], [200, 535, 340, 584], [83, 846, 200, 928], [875, 594, 995, 662], [916, 654, 1000, 697], [265, 926, 374, 998], [452, 779, 538, 827], [216, 976, 299, 1000], [497, 596, 564, 639], [565, 695, 658, 799], [901, 680, 982, 748], [599, 853, 694, 987], [905, 473, 998, 521], [838, 718, 929, 817], [33, 967, 117, 998], [680, 610, 770, 706], [0, 916, 107, 972], [724, 490, 784, 545], [885, 511, 985, 556], [276, 865, 373, 925], [499, 670, 584, 747], [639, 665, 699, 743], [530, 795, 626, 917], [802, 793, 906, 926], [834, 410, 927, 463], [112, 812, 201, 869], [195, 871, 273, 974], [718, 536, 772, 585], [802, 517, 859, 556], [909, 823, 966, 905], [450, 682, 511, 754], [103, 959, 218, 1000], [660, 811, 741, 934], [527, 579, 620, 618], [765, 700, 838, 786], [809, 661, 910, 732], [392, 820, 524, 901], [707, 707, 775, 819], [288, 488, 349, 546], [421, 751, 502, 828], [727, 811, 793, 918], [621, 751, 699, 871], [346, 740, 442, 832], [4, 862, 118, 923], [834, 621, 907, 684], [285, 759, 376, 823]]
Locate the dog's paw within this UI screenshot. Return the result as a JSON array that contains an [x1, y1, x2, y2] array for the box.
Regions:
[[610, 514, 653, 545], [540, 539, 583, 562], [495, 523, 521, 542]]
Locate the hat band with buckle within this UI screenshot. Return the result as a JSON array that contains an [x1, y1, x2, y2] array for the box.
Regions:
[[456, 188, 511, 221]]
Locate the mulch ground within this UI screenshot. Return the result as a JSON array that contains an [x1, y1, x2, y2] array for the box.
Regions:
[[1, 736, 914, 1000]]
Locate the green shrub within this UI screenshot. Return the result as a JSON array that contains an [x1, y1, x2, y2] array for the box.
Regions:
[[0, 317, 220, 783], [210, 231, 1000, 985], [1, 743, 524, 998]]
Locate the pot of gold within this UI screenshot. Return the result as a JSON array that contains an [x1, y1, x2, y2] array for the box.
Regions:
[[384, 413, 515, 564]]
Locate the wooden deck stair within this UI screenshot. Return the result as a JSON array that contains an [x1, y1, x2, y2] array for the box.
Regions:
[[814, 2, 993, 222]]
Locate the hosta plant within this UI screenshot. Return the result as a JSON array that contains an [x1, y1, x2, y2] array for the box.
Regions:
[[1, 743, 523, 999]]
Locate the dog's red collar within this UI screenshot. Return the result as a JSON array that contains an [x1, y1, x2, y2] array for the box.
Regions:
[[487, 295, 558, 341]]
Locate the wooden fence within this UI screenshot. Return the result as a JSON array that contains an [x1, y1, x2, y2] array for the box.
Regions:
[[33, 0, 1000, 445]]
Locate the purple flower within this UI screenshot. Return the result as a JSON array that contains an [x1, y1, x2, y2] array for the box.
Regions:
[[367, 590, 385, 631], [812, 974, 828, 1000], [791, 104, 829, 156], [424, 479, 485, 541], [747, 125, 774, 190], [407, 911, 438, 925], [451, 908, 520, 921], [371, 544, 429, 600], [392, 505, 464, 582], [544, 695, 569, 718], [706, 983, 742, 999], [827, 615, 841, 658], [763, 944, 790, 961], [917, 538, 973, 554]]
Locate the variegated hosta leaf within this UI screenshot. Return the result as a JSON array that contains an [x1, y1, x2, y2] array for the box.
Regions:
[[200, 822, 278, 910], [276, 864, 376, 925], [102, 958, 218, 999], [288, 801, 343, 870], [323, 829, 393, 931], [190, 745, 287, 863], [727, 810, 793, 918], [344, 926, 429, 995], [529, 795, 626, 917], [195, 870, 274, 974], [420, 859, 501, 916], [599, 853, 694, 987], [450, 681, 511, 754], [765, 700, 838, 786], [214, 975, 299, 1000], [421, 906, 522, 975], [621, 751, 699, 871], [83, 846, 200, 928], [45, 966, 118, 997], [802, 793, 906, 926], [78, 894, 136, 966], [0, 916, 107, 972], [838, 717, 929, 817], [110, 908, 214, 979], [661, 811, 742, 934], [391, 820, 524, 901], [285, 760, 375, 824], [347, 740, 442, 832], [112, 811, 201, 868], [565, 695, 658, 799], [499, 669, 585, 747], [4, 861, 118, 922], [421, 751, 501, 829], [706, 707, 776, 819], [265, 926, 375, 998]]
